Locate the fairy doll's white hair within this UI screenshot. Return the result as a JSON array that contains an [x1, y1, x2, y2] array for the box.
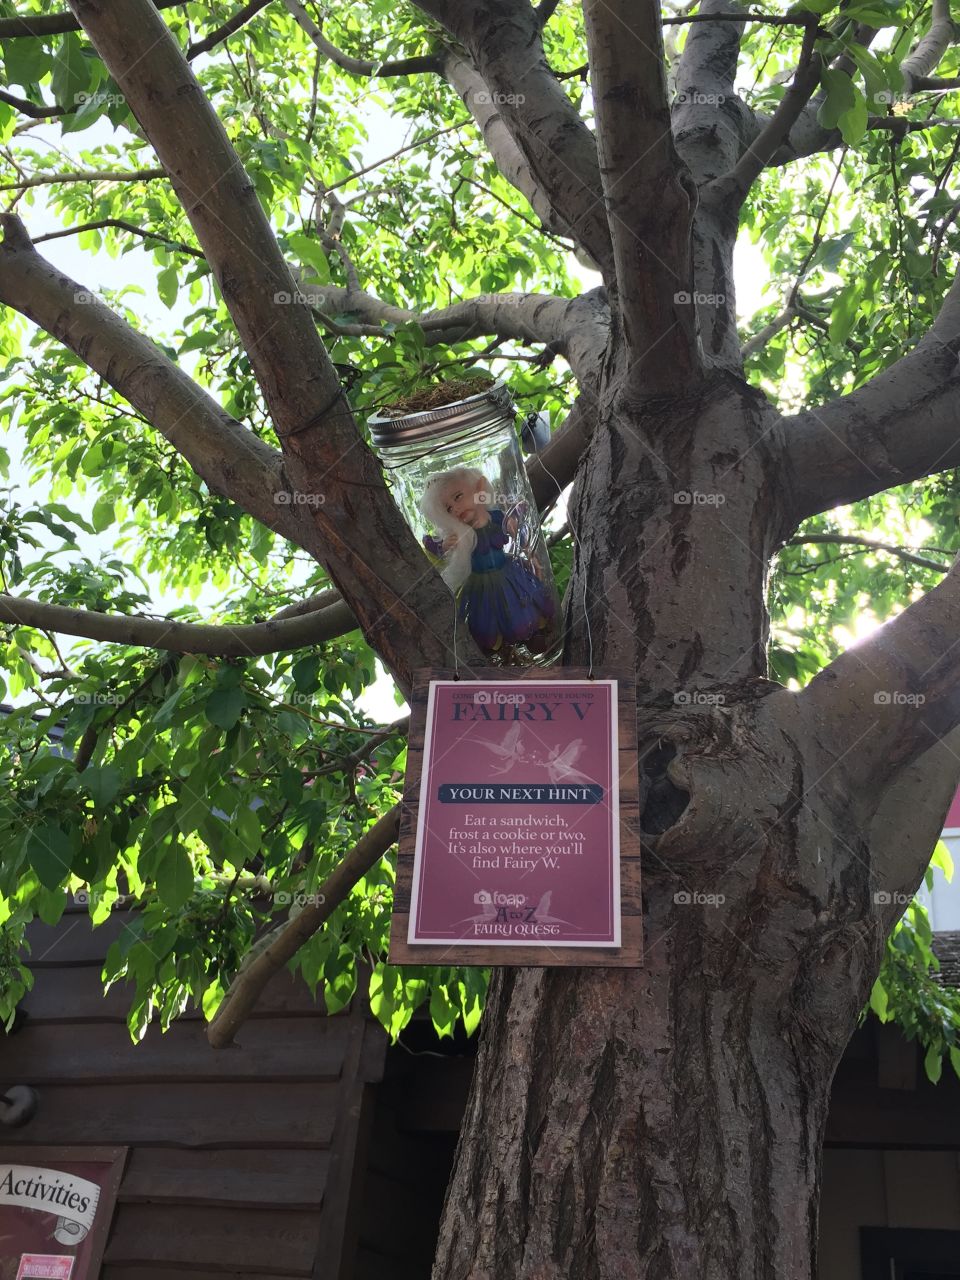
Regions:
[[419, 466, 493, 592]]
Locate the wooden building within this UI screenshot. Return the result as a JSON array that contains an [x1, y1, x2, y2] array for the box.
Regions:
[[5, 907, 960, 1277], [0, 902, 468, 1279]]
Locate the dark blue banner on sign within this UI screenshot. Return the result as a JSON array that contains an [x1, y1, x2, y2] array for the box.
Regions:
[[438, 784, 604, 804]]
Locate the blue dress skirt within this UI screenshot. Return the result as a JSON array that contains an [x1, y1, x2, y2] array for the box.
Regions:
[[426, 509, 555, 653]]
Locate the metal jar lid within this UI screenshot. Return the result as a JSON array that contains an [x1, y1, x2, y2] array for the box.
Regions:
[[367, 379, 517, 448]]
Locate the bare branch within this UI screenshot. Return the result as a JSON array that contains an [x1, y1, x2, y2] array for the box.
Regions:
[[207, 804, 401, 1047], [415, 0, 613, 276], [867, 727, 960, 923], [781, 263, 960, 523], [0, 214, 306, 548], [0, 0, 181, 38], [0, 593, 356, 656], [70, 0, 479, 694], [0, 167, 164, 194], [303, 284, 609, 382], [787, 534, 952, 574], [0, 89, 67, 120], [583, 0, 701, 395], [186, 0, 272, 61], [33, 218, 203, 258], [672, 0, 750, 184], [280, 0, 442, 76], [709, 20, 822, 207], [741, 305, 796, 358], [799, 555, 960, 788], [901, 0, 959, 92]]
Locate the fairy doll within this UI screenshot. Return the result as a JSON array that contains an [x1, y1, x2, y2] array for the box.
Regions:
[[420, 465, 556, 656]]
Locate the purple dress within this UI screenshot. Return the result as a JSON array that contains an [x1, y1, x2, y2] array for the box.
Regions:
[[425, 509, 555, 652]]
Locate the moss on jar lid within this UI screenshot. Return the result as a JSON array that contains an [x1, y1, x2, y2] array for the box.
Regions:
[[378, 373, 495, 417]]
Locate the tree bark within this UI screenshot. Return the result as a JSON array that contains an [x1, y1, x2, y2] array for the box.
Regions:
[[433, 349, 960, 1279]]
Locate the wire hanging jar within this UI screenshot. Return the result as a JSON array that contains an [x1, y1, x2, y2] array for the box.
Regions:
[[369, 379, 562, 668]]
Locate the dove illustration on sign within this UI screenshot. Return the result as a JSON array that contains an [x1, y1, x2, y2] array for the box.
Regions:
[[541, 739, 594, 784], [478, 721, 529, 774]]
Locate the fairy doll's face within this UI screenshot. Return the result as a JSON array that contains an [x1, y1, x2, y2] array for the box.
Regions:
[[439, 474, 490, 527]]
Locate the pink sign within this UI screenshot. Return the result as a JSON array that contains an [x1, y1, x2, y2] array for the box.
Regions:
[[407, 679, 621, 948], [16, 1259, 73, 1280]]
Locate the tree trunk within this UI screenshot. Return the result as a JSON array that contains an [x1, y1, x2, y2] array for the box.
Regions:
[[432, 365, 882, 1279]]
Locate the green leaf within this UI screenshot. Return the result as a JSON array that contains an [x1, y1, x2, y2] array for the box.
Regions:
[[933, 839, 954, 883], [292, 653, 320, 693], [91, 496, 115, 533], [82, 763, 122, 810], [817, 67, 856, 131], [26, 824, 75, 890], [3, 39, 50, 89], [51, 33, 92, 108], [155, 841, 193, 910], [430, 984, 458, 1039], [157, 265, 179, 309], [279, 767, 304, 805], [837, 86, 868, 146], [869, 978, 888, 1020], [924, 1043, 944, 1084], [205, 686, 247, 730]]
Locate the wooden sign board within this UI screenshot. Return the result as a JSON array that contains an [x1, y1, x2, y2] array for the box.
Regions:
[[389, 668, 642, 966]]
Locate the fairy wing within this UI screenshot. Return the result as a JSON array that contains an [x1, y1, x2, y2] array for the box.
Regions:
[[480, 721, 523, 759], [551, 740, 584, 770]]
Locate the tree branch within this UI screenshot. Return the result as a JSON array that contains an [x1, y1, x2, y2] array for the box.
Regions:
[[32, 218, 203, 258], [787, 534, 952, 574], [415, 0, 613, 276], [0, 593, 356, 656], [280, 0, 442, 76], [207, 803, 401, 1047], [0, 167, 165, 194], [901, 0, 959, 93], [0, 89, 67, 120], [799, 554, 960, 789], [0, 215, 306, 549], [438, 50, 578, 246], [781, 262, 960, 523], [303, 284, 609, 382], [0, 0, 181, 37], [583, 0, 701, 395], [750, 4, 960, 167], [708, 19, 822, 208], [185, 0, 272, 61], [70, 0, 479, 696]]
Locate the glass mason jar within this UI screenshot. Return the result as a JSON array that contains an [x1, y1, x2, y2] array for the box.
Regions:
[[369, 380, 562, 668]]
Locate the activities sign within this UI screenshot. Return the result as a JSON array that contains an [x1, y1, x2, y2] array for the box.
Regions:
[[0, 1147, 125, 1280], [389, 669, 642, 966]]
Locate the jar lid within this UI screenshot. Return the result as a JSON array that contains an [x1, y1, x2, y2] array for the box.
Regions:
[[368, 379, 517, 447]]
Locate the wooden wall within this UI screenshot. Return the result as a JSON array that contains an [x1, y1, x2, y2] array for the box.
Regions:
[[0, 905, 387, 1279]]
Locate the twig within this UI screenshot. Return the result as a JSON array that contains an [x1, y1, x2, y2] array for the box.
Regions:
[[787, 533, 952, 573], [33, 218, 203, 259]]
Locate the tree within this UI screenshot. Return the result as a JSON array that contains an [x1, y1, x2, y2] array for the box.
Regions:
[[2, 0, 960, 1274]]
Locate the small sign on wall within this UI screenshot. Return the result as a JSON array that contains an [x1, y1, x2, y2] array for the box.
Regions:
[[0, 1147, 125, 1280], [16, 1257, 74, 1280], [389, 669, 642, 966]]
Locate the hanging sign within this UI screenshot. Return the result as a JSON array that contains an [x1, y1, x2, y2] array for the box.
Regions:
[[389, 668, 642, 966], [0, 1147, 126, 1280]]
